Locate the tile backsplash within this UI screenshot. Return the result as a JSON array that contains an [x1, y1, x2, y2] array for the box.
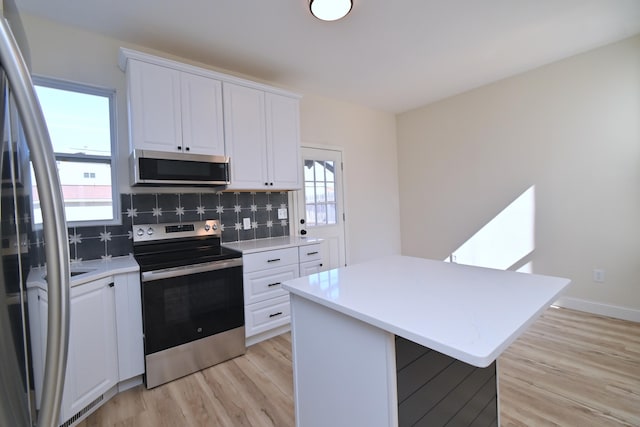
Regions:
[[29, 191, 290, 266]]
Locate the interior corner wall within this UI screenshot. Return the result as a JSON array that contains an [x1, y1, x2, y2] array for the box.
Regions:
[[396, 35, 640, 316], [20, 14, 402, 265]]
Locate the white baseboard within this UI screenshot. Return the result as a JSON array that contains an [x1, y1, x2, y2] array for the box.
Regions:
[[553, 296, 640, 322]]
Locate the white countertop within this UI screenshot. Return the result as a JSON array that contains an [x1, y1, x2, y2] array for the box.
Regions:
[[222, 236, 323, 254], [27, 256, 140, 291], [282, 255, 571, 367]]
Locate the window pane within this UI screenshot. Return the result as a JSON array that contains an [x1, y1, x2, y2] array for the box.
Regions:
[[35, 86, 112, 156], [315, 183, 326, 203], [304, 160, 314, 181], [305, 183, 316, 204], [313, 161, 324, 183], [32, 79, 116, 225], [326, 183, 335, 202], [31, 161, 113, 223], [316, 204, 327, 225], [327, 203, 336, 225], [325, 161, 335, 182], [305, 204, 316, 226]]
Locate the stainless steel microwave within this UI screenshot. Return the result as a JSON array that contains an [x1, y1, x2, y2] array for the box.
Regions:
[[130, 149, 230, 186]]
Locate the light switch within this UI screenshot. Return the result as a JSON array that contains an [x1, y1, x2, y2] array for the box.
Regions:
[[278, 208, 288, 220], [243, 217, 251, 230]]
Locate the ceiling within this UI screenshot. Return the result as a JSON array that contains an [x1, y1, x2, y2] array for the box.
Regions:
[[16, 0, 640, 113]]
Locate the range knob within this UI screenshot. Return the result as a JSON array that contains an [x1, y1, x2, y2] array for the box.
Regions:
[[146, 227, 154, 235], [204, 224, 211, 231], [136, 228, 144, 237], [212, 223, 218, 230]]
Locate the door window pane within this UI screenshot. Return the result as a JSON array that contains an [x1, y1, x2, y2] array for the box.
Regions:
[[315, 183, 326, 203], [327, 204, 336, 224], [303, 159, 337, 227], [325, 161, 335, 182], [304, 160, 315, 181], [305, 204, 316, 224]]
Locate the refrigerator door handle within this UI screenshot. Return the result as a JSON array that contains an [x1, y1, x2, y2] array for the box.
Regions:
[[0, 16, 70, 427]]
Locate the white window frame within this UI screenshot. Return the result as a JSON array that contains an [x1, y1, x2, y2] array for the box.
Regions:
[[32, 76, 120, 227]]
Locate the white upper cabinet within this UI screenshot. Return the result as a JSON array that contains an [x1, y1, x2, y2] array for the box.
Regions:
[[224, 82, 301, 190], [266, 93, 302, 189], [119, 48, 301, 187], [124, 58, 224, 156], [180, 72, 225, 155]]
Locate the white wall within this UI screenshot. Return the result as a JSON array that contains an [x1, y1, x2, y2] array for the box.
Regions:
[[397, 35, 640, 319], [21, 14, 402, 264]]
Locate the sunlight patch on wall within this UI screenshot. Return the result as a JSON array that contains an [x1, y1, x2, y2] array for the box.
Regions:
[[448, 186, 536, 271]]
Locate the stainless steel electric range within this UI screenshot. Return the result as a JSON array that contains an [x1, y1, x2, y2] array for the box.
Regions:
[[132, 219, 244, 388]]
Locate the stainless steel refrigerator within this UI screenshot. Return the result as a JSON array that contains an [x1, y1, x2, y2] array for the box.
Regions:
[[0, 0, 71, 426]]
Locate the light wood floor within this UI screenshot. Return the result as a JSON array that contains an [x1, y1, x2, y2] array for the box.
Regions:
[[78, 307, 639, 426]]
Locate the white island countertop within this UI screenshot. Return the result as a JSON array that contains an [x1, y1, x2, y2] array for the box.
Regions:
[[282, 255, 571, 367]]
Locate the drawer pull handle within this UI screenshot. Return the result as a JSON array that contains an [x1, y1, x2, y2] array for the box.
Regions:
[[307, 251, 318, 256], [269, 312, 283, 318], [268, 282, 281, 287], [267, 258, 281, 263]]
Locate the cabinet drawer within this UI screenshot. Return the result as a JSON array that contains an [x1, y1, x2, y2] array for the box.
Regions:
[[245, 295, 290, 338], [298, 244, 321, 263], [244, 264, 298, 305], [299, 260, 323, 277], [243, 247, 298, 273]]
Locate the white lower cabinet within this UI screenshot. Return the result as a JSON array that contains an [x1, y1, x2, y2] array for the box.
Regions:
[[298, 244, 323, 276], [242, 244, 323, 346], [27, 269, 144, 426], [62, 277, 119, 421], [243, 247, 298, 345], [245, 294, 291, 337]]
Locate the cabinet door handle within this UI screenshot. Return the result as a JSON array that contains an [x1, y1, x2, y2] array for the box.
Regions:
[[185, 147, 190, 151], [269, 312, 283, 318], [267, 258, 281, 263], [307, 251, 318, 256], [108, 282, 115, 288], [268, 282, 281, 287], [177, 146, 182, 150]]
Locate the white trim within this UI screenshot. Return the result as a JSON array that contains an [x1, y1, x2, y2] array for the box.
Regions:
[[301, 142, 344, 152], [553, 296, 640, 322], [298, 144, 349, 267]]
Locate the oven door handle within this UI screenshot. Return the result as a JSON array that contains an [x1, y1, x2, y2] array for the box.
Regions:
[[141, 258, 243, 282]]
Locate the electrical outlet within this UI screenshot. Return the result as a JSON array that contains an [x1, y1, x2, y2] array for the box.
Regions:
[[243, 217, 251, 230], [593, 269, 605, 283], [278, 208, 287, 220]]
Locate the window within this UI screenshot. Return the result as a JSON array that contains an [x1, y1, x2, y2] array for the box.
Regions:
[[31, 77, 118, 225], [304, 160, 336, 226]]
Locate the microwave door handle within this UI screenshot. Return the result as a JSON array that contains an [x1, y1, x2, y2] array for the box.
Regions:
[[0, 16, 71, 427]]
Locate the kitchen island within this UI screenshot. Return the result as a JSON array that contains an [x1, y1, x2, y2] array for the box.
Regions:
[[281, 255, 571, 427]]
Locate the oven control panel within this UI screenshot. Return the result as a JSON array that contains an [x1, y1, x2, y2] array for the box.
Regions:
[[132, 219, 221, 243]]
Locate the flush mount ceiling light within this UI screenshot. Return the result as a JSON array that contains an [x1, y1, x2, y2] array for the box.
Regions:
[[309, 0, 353, 21]]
